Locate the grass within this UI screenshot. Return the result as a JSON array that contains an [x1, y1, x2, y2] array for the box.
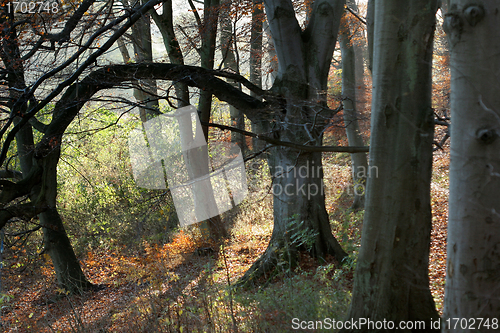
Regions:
[[0, 151, 357, 332], [0, 127, 450, 332]]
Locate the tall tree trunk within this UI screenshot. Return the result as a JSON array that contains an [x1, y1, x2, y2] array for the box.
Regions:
[[366, 0, 375, 75], [196, 0, 227, 240], [348, 0, 367, 109], [237, 0, 348, 287], [154, 0, 224, 240], [152, 0, 190, 107], [198, 0, 220, 138], [343, 0, 439, 330], [250, 0, 266, 152], [340, 11, 368, 210], [125, 0, 160, 121], [263, 19, 278, 87], [443, 1, 500, 326], [220, 0, 247, 153]]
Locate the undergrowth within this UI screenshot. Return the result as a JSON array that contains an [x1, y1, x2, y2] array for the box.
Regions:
[[0, 103, 450, 332]]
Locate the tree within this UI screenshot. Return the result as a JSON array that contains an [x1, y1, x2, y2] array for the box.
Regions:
[[237, 0, 349, 285], [0, 0, 369, 293], [123, 0, 161, 122], [219, 0, 247, 152], [151, 0, 190, 106], [343, 0, 440, 330], [153, 0, 228, 240], [443, 0, 500, 324], [0, 0, 99, 293], [0, 0, 164, 293], [184, 0, 228, 240], [249, 0, 266, 152], [339, 4, 368, 210]]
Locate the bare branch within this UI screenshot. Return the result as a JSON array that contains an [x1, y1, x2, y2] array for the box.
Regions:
[[204, 122, 369, 153], [346, 5, 366, 25], [44, 0, 97, 43], [0, 0, 164, 166], [0, 204, 46, 230]]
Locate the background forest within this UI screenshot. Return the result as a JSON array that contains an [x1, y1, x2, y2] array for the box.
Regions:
[[0, 0, 497, 332]]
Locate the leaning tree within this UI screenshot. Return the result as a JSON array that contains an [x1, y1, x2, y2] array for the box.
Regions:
[[0, 0, 165, 292]]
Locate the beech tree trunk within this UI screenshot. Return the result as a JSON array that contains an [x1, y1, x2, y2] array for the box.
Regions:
[[197, 0, 228, 240], [340, 12, 368, 210], [237, 0, 348, 286], [155, 0, 226, 240], [220, 0, 247, 152], [366, 0, 375, 74], [348, 0, 367, 110], [198, 0, 220, 137], [125, 0, 160, 121], [343, 0, 439, 330], [443, 0, 500, 326], [263, 19, 278, 87], [250, 0, 266, 152], [152, 0, 190, 106]]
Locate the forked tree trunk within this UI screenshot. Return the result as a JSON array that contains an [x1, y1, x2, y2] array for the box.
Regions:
[[342, 0, 439, 330], [155, 0, 226, 240], [237, 0, 348, 286], [443, 0, 500, 326]]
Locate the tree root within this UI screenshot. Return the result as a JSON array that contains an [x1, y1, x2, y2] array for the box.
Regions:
[[234, 241, 311, 289]]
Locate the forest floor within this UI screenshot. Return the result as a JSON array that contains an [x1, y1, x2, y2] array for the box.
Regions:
[[0, 150, 449, 332]]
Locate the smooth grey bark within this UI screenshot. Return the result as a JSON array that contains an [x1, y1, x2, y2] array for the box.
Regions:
[[443, 1, 500, 325], [340, 22, 368, 210], [347, 0, 367, 108], [366, 0, 374, 74], [343, 0, 439, 330], [237, 0, 348, 286], [250, 0, 266, 152], [220, 0, 247, 153], [263, 19, 278, 87], [127, 0, 160, 122], [151, 0, 190, 106], [196, 0, 227, 240]]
